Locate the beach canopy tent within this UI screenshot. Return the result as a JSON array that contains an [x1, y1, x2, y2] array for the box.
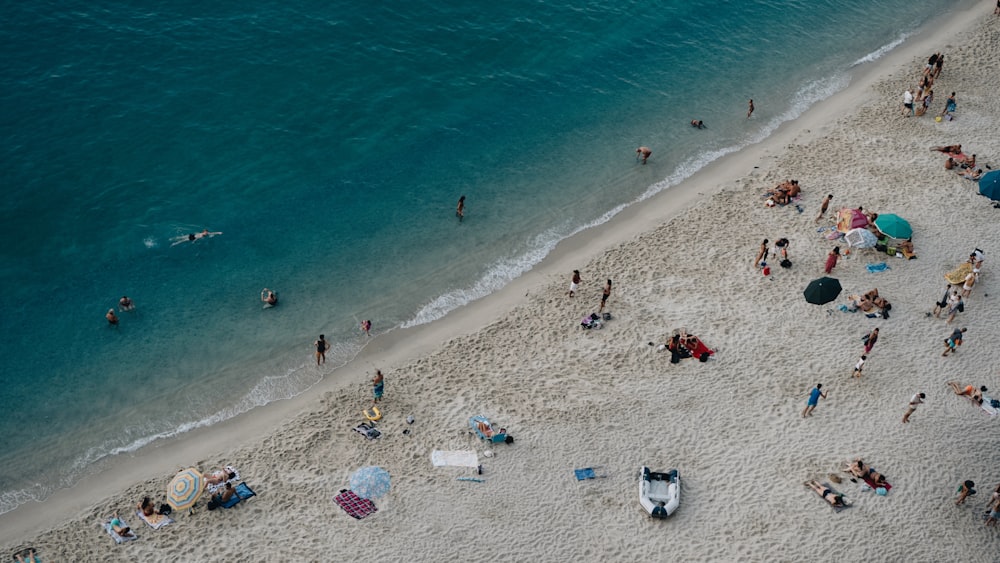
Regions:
[[166, 467, 204, 511], [873, 213, 912, 240], [845, 228, 878, 249], [803, 277, 842, 305], [836, 208, 868, 233], [979, 170, 1000, 201], [349, 466, 391, 500]]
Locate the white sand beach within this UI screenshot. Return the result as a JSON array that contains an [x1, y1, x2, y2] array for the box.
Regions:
[[3, 5, 1000, 562]]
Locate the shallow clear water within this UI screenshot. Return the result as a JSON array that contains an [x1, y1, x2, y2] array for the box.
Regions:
[[0, 0, 965, 512]]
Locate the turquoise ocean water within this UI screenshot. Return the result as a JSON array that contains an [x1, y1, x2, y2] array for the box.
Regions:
[[0, 0, 969, 512]]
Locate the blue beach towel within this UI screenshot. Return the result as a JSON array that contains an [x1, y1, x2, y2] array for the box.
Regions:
[[574, 467, 607, 480], [221, 483, 256, 508], [866, 262, 890, 273]]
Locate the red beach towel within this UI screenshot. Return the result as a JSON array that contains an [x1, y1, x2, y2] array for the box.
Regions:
[[335, 490, 378, 519], [862, 474, 892, 491]]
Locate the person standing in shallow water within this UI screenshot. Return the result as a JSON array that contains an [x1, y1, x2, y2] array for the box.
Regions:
[[747, 99, 755, 119], [636, 147, 651, 164], [456, 195, 465, 222], [315, 335, 327, 366]]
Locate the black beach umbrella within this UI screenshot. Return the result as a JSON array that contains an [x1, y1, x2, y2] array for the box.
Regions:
[[803, 277, 842, 305]]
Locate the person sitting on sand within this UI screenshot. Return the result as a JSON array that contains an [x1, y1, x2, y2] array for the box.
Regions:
[[947, 382, 987, 403], [137, 496, 155, 517], [845, 460, 886, 486], [109, 513, 135, 538], [806, 480, 846, 507], [956, 480, 976, 505], [214, 482, 237, 505]]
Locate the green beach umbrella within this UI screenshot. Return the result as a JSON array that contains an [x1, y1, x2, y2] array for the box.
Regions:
[[979, 170, 1000, 201], [873, 213, 912, 240]]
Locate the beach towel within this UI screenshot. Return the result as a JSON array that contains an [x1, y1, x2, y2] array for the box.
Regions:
[[353, 423, 381, 440], [334, 490, 377, 519], [222, 483, 256, 508], [431, 450, 479, 468], [574, 467, 607, 481], [103, 519, 137, 544], [862, 474, 893, 492], [866, 262, 889, 273], [135, 510, 173, 529], [945, 263, 972, 285], [980, 396, 999, 416]]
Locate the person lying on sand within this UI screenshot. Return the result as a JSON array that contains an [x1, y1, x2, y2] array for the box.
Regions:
[[109, 513, 135, 538], [206, 469, 238, 486], [956, 167, 983, 180], [947, 382, 986, 404], [14, 549, 39, 563], [930, 144, 962, 154], [805, 480, 846, 507]]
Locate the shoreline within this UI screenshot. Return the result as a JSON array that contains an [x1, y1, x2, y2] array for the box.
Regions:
[[3, 1, 998, 556]]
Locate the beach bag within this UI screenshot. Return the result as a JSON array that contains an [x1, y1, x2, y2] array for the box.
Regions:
[[602, 312, 612, 321], [991, 399, 1000, 409], [957, 302, 964, 313], [862, 334, 870, 345], [699, 352, 709, 362], [780, 259, 792, 268]]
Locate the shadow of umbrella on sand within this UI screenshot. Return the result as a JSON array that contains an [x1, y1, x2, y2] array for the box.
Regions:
[[804, 277, 842, 305]]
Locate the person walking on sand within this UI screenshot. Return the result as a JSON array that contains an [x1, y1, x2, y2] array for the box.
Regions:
[[932, 285, 951, 317], [902, 392, 925, 423], [902, 89, 914, 116], [942, 327, 967, 356], [815, 194, 833, 223], [754, 239, 769, 269], [802, 383, 827, 417], [932, 53, 944, 79], [636, 146, 652, 164], [598, 279, 612, 313], [456, 195, 466, 222], [747, 99, 754, 119], [960, 270, 976, 298], [372, 369, 384, 404], [106, 308, 119, 326], [863, 327, 879, 355], [568, 270, 582, 297], [824, 247, 840, 274], [946, 293, 964, 324], [314, 334, 327, 366], [852, 355, 866, 378]]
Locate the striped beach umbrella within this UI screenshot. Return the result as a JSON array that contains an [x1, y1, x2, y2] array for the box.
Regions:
[[166, 467, 204, 511]]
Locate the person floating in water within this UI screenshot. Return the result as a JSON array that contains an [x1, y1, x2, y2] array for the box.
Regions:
[[106, 309, 119, 326], [119, 296, 135, 312], [456, 195, 466, 222], [636, 146, 652, 164], [261, 288, 278, 308], [171, 229, 222, 247], [690, 120, 705, 129]]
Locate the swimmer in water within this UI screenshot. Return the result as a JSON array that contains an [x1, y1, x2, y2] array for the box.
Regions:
[[261, 288, 278, 308], [690, 120, 705, 129], [119, 296, 135, 312], [171, 229, 223, 246], [106, 309, 119, 326]]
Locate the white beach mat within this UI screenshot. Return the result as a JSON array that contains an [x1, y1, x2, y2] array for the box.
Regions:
[[982, 396, 999, 416], [431, 450, 479, 467]]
